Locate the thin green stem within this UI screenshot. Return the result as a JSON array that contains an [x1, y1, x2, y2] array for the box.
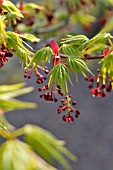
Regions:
[[10, 127, 25, 139]]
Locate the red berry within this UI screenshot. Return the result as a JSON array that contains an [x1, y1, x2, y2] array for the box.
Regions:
[[44, 70, 49, 74], [88, 77, 94, 82], [90, 88, 98, 97], [61, 99, 65, 103], [101, 84, 106, 89], [106, 86, 111, 92], [101, 91, 106, 97], [36, 78, 43, 84], [54, 98, 58, 102], [57, 109, 61, 114], [38, 88, 42, 92], [75, 114, 78, 118], [24, 75, 27, 78], [72, 101, 76, 105], [88, 84, 93, 89], [28, 75, 31, 79], [62, 115, 74, 123], [84, 77, 88, 81], [76, 110, 80, 115]]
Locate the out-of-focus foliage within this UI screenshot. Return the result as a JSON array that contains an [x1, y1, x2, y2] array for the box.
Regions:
[[0, 139, 57, 170], [24, 125, 76, 170], [0, 124, 76, 170], [0, 83, 36, 112]]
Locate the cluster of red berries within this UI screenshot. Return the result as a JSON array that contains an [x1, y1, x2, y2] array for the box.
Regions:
[[0, 45, 13, 68], [38, 84, 58, 102], [85, 69, 112, 97], [57, 96, 80, 123], [37, 79, 80, 123], [24, 65, 49, 80], [24, 68, 33, 79]]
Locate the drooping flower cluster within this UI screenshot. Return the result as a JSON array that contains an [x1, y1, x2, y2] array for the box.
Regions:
[[0, 45, 13, 68], [85, 69, 112, 97], [85, 49, 113, 97], [58, 95, 80, 123], [37, 81, 80, 123]]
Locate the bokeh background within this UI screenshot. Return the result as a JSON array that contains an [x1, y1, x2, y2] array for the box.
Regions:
[[1, 0, 113, 170]]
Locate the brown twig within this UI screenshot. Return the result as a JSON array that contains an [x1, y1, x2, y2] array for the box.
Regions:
[[85, 55, 104, 60], [59, 53, 104, 60]]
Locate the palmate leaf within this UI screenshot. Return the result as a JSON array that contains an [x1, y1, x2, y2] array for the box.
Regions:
[[61, 44, 81, 56], [27, 47, 52, 68], [19, 33, 40, 43], [61, 43, 85, 58], [83, 43, 108, 55], [66, 56, 92, 80], [87, 33, 111, 47], [24, 125, 76, 170], [83, 33, 112, 55], [2, 0, 23, 18], [0, 139, 56, 170], [48, 63, 72, 93], [6, 32, 33, 67], [61, 34, 89, 45]]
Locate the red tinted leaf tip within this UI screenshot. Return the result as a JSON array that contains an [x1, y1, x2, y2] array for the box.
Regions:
[[103, 49, 109, 57], [51, 38, 59, 55], [18, 2, 23, 11]]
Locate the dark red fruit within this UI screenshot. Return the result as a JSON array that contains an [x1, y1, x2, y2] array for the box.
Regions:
[[75, 114, 79, 118], [76, 110, 80, 115], [72, 101, 76, 105], [38, 88, 42, 92], [54, 98, 58, 102], [62, 115, 74, 123], [57, 109, 61, 114]]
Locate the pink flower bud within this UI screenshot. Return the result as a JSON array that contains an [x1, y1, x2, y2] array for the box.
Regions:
[[51, 38, 59, 55]]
